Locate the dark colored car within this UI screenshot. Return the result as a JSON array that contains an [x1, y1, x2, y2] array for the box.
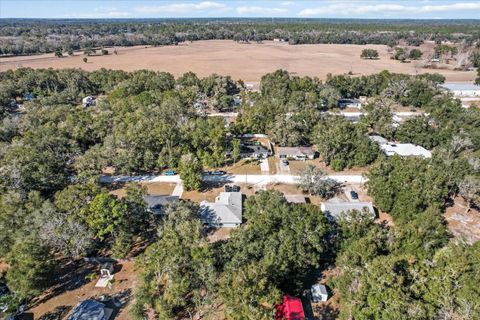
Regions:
[[350, 191, 359, 200], [210, 170, 226, 176], [281, 159, 289, 165]]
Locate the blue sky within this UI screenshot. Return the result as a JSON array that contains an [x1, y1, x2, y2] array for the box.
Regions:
[[1, 1, 480, 19]]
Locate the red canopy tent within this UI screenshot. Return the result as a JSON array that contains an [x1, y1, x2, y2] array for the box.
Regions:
[[275, 295, 305, 320]]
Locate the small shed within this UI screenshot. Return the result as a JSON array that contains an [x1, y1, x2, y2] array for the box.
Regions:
[[311, 284, 329, 302], [82, 96, 95, 107]]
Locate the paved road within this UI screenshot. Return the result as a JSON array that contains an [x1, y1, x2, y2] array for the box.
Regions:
[[100, 173, 366, 185]]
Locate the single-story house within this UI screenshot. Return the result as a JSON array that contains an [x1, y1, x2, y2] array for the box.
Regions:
[[68, 300, 113, 320], [144, 195, 179, 214], [284, 195, 307, 204], [275, 295, 305, 320], [442, 83, 480, 97], [199, 192, 242, 228], [311, 284, 329, 302], [277, 147, 315, 160], [240, 145, 271, 159], [338, 98, 362, 109], [368, 135, 432, 158], [320, 201, 375, 220]]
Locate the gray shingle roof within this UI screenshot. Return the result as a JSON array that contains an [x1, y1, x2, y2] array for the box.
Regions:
[[199, 192, 242, 226]]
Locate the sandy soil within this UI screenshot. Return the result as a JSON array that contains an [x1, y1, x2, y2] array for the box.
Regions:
[[1, 41, 476, 82], [29, 260, 137, 320], [445, 196, 480, 244], [287, 159, 369, 176]]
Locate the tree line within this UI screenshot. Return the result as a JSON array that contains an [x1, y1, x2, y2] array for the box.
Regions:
[[1, 18, 480, 55]]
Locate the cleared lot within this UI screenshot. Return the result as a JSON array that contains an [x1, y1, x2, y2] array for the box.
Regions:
[[1, 41, 475, 82]]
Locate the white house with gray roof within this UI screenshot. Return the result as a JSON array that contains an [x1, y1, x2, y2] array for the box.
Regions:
[[442, 83, 480, 97], [321, 201, 375, 220], [199, 192, 243, 227], [368, 135, 432, 158]]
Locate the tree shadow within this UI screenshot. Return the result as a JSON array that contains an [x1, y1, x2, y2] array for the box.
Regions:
[[37, 305, 72, 320], [30, 259, 97, 308]]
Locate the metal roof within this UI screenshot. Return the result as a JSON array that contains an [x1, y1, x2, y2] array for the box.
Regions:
[[442, 83, 480, 91]]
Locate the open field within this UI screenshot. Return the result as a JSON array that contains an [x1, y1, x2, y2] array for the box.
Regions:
[[1, 41, 476, 82]]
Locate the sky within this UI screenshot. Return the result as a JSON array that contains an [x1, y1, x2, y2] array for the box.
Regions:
[[1, 0, 480, 19]]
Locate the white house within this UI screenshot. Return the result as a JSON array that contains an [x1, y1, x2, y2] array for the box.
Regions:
[[320, 201, 375, 220], [380, 143, 432, 158], [368, 135, 432, 158], [311, 284, 329, 302], [277, 146, 315, 160], [338, 98, 362, 109], [199, 192, 242, 228], [442, 83, 480, 97]]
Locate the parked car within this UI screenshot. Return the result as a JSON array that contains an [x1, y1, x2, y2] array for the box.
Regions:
[[281, 159, 289, 165], [350, 191, 359, 200], [163, 170, 177, 176], [210, 170, 226, 176], [225, 185, 240, 192]]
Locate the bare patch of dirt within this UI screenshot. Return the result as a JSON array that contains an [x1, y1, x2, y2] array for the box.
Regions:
[[288, 159, 369, 176], [445, 196, 480, 244], [28, 260, 138, 320], [1, 41, 475, 82]]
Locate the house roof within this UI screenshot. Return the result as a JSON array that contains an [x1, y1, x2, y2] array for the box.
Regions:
[[68, 300, 110, 320], [144, 195, 179, 209], [368, 135, 389, 145], [284, 195, 307, 204], [199, 192, 242, 225], [311, 284, 328, 298], [277, 146, 315, 157], [442, 83, 480, 91], [321, 201, 375, 220], [368, 136, 432, 158], [275, 295, 305, 320], [380, 143, 432, 158]]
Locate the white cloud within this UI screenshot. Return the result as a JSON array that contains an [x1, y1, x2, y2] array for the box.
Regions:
[[298, 2, 480, 16], [136, 1, 227, 14], [280, 1, 295, 6], [69, 7, 129, 18], [236, 6, 289, 15]]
